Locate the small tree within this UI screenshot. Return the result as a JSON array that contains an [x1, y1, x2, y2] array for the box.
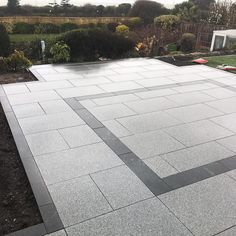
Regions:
[[180, 33, 196, 52], [154, 15, 180, 31], [50, 42, 70, 63], [0, 24, 10, 57], [7, 0, 20, 13]]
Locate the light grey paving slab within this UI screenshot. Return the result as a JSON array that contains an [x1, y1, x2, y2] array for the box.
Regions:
[[45, 229, 67, 236], [202, 87, 236, 99], [135, 88, 177, 99], [142, 64, 174, 71], [121, 130, 184, 159], [3, 83, 29, 95], [172, 83, 217, 93], [56, 86, 104, 98], [12, 103, 45, 118], [143, 156, 178, 178], [42, 73, 84, 81], [26, 130, 69, 156], [69, 77, 111, 86], [35, 142, 123, 185], [87, 104, 136, 121], [82, 69, 117, 78], [138, 69, 175, 78], [216, 227, 236, 236], [166, 91, 215, 106], [217, 135, 236, 153], [8, 90, 60, 105], [48, 175, 112, 227], [40, 99, 73, 114], [165, 104, 223, 123], [99, 81, 143, 92], [117, 111, 182, 134], [212, 77, 236, 86], [136, 77, 176, 87], [66, 197, 191, 236], [36, 67, 57, 75], [212, 113, 236, 133], [207, 97, 236, 114], [227, 169, 236, 181], [19, 111, 85, 134], [59, 125, 101, 148], [161, 142, 234, 172], [165, 120, 233, 147], [198, 70, 233, 79], [26, 80, 73, 91], [103, 120, 132, 138], [168, 74, 205, 83], [92, 94, 139, 106], [159, 174, 236, 236], [113, 67, 147, 74], [91, 165, 154, 209], [125, 97, 178, 114], [106, 73, 143, 82], [79, 99, 97, 108]]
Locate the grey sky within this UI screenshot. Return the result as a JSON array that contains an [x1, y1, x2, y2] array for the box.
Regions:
[[0, 0, 184, 8]]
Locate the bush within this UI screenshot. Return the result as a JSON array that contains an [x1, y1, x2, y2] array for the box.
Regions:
[[34, 23, 60, 34], [0, 57, 8, 73], [2, 22, 14, 34], [13, 22, 34, 34], [60, 23, 78, 33], [60, 29, 135, 60], [50, 41, 70, 63], [180, 33, 196, 53], [154, 15, 180, 31], [107, 22, 119, 32], [121, 17, 143, 30], [4, 50, 32, 72], [116, 24, 129, 35], [0, 24, 10, 57]]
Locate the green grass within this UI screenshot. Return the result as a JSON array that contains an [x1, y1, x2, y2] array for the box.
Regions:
[[9, 34, 60, 43], [204, 55, 236, 74]]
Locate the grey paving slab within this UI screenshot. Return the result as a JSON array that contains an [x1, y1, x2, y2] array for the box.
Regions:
[[124, 97, 178, 114], [113, 67, 147, 74], [106, 73, 143, 82], [117, 111, 182, 134], [159, 174, 236, 236], [168, 74, 205, 83], [138, 69, 175, 78], [161, 142, 234, 172], [136, 77, 176, 87], [48, 175, 112, 227], [135, 88, 177, 99], [165, 104, 223, 123], [91, 165, 154, 209], [143, 156, 178, 178], [166, 91, 215, 106], [207, 97, 236, 114], [165, 120, 233, 147], [92, 94, 140, 106], [66, 197, 191, 236], [172, 83, 217, 93], [26, 80, 73, 91], [59, 125, 102, 148], [8, 90, 60, 105], [12, 103, 45, 118], [226, 169, 236, 181], [212, 77, 236, 86], [103, 120, 132, 138], [35, 142, 123, 185], [56, 86, 105, 98], [203, 87, 236, 99], [79, 99, 97, 108], [69, 77, 111, 86], [121, 130, 185, 159], [212, 113, 236, 133], [199, 70, 233, 79], [45, 230, 67, 236], [19, 111, 85, 134], [3, 83, 30, 95], [99, 81, 143, 92], [217, 135, 236, 152], [26, 130, 69, 156], [40, 100, 73, 114], [87, 103, 136, 121], [216, 227, 236, 236]]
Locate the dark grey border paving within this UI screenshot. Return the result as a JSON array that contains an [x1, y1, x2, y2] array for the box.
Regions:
[[0, 95, 64, 236]]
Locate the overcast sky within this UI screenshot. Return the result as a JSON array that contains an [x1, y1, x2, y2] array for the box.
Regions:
[[0, 0, 184, 8]]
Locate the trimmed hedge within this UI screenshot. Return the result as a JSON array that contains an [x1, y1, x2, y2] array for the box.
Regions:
[[0, 24, 10, 57], [60, 28, 135, 60]]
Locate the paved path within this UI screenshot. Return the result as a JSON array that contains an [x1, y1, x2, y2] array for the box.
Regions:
[[2, 58, 236, 236]]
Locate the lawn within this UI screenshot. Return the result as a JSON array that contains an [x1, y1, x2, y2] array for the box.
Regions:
[[9, 34, 60, 43], [204, 55, 236, 74]]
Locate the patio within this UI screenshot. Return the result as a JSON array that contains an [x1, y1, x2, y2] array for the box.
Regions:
[[1, 58, 236, 236]]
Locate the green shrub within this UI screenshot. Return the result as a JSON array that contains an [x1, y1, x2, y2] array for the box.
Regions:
[[13, 22, 34, 34], [60, 29, 135, 60], [180, 33, 196, 53], [154, 15, 180, 31], [50, 41, 70, 63], [107, 22, 119, 32], [34, 23, 60, 34], [116, 24, 129, 35], [2, 22, 14, 34], [0, 57, 8, 73], [0, 24, 10, 57], [60, 23, 78, 33], [4, 50, 32, 72], [121, 17, 143, 30]]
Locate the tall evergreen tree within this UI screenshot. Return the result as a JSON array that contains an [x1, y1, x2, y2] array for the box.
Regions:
[[7, 0, 20, 13]]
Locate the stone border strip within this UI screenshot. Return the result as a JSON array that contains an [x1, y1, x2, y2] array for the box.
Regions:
[[0, 94, 64, 236]]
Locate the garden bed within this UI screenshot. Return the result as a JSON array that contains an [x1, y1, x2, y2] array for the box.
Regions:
[[0, 71, 36, 84], [0, 77, 42, 235]]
